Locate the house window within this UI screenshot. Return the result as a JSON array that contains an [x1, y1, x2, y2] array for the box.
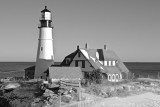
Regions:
[[66, 58, 70, 64], [104, 60, 117, 66], [112, 74, 115, 82], [120, 74, 122, 79], [109, 61, 111, 66], [112, 61, 116, 66], [116, 74, 119, 82], [78, 52, 81, 57], [82, 61, 85, 68], [108, 74, 111, 81], [104, 61, 107, 66], [75, 61, 78, 67], [116, 74, 119, 80]]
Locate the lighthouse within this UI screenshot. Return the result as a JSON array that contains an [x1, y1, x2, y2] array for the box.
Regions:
[[34, 6, 54, 78]]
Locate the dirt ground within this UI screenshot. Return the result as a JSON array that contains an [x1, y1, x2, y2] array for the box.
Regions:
[[62, 78, 160, 107], [91, 92, 160, 107]]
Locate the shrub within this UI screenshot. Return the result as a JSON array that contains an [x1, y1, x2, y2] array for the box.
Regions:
[[2, 81, 43, 107], [0, 97, 10, 107], [61, 95, 72, 103], [116, 88, 130, 97]]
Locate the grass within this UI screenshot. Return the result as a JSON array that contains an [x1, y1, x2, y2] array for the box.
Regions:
[[84, 78, 160, 99]]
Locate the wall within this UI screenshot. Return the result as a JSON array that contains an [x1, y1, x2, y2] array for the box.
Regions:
[[70, 51, 94, 72]]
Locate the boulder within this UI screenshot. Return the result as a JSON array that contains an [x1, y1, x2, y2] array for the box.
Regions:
[[4, 82, 20, 90]]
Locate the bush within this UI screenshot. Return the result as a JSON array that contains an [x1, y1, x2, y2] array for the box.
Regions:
[[116, 88, 130, 97], [61, 95, 72, 103], [0, 97, 10, 107], [1, 81, 43, 107]]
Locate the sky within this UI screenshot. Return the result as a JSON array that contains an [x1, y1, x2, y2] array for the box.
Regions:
[[0, 0, 159, 62]]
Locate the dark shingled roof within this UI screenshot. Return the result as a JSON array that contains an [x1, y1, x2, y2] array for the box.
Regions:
[[60, 50, 78, 66], [49, 67, 83, 79], [24, 62, 61, 70]]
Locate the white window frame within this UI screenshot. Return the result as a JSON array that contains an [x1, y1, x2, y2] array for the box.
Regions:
[[112, 74, 115, 82], [119, 74, 122, 80], [108, 74, 111, 81], [96, 52, 99, 60], [112, 61, 116, 66], [116, 74, 119, 82], [109, 61, 111, 66], [104, 61, 107, 66]]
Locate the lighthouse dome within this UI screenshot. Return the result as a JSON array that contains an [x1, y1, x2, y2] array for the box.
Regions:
[[41, 6, 50, 12]]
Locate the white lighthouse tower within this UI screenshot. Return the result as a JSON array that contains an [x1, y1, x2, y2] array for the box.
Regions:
[[35, 6, 54, 78]]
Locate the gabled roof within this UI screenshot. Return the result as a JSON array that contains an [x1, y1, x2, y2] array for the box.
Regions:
[[51, 62, 62, 67], [62, 48, 129, 75], [80, 48, 129, 74], [81, 48, 129, 74], [49, 67, 83, 79], [60, 50, 78, 66], [61, 48, 129, 75]]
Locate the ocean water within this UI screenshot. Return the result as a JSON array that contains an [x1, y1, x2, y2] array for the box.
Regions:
[[0, 62, 35, 72], [0, 62, 160, 79], [124, 62, 160, 78], [0, 62, 35, 79]]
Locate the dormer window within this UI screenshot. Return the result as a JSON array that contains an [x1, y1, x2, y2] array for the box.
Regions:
[[103, 60, 117, 66], [109, 61, 112, 66], [104, 61, 107, 66], [66, 58, 70, 64], [112, 61, 116, 66]]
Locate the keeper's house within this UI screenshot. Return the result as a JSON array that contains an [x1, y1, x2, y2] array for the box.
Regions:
[[61, 44, 130, 82]]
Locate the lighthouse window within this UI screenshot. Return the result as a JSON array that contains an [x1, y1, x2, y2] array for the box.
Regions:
[[42, 14, 45, 18], [41, 47, 43, 51]]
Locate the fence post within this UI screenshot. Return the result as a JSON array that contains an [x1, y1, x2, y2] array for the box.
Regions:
[[79, 78, 82, 107], [59, 79, 61, 107]]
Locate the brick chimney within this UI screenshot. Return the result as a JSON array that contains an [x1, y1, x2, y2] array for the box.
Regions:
[[85, 43, 87, 49], [104, 44, 107, 50], [77, 45, 79, 50]]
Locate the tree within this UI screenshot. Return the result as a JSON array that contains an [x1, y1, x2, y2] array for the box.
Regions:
[[90, 69, 102, 84]]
